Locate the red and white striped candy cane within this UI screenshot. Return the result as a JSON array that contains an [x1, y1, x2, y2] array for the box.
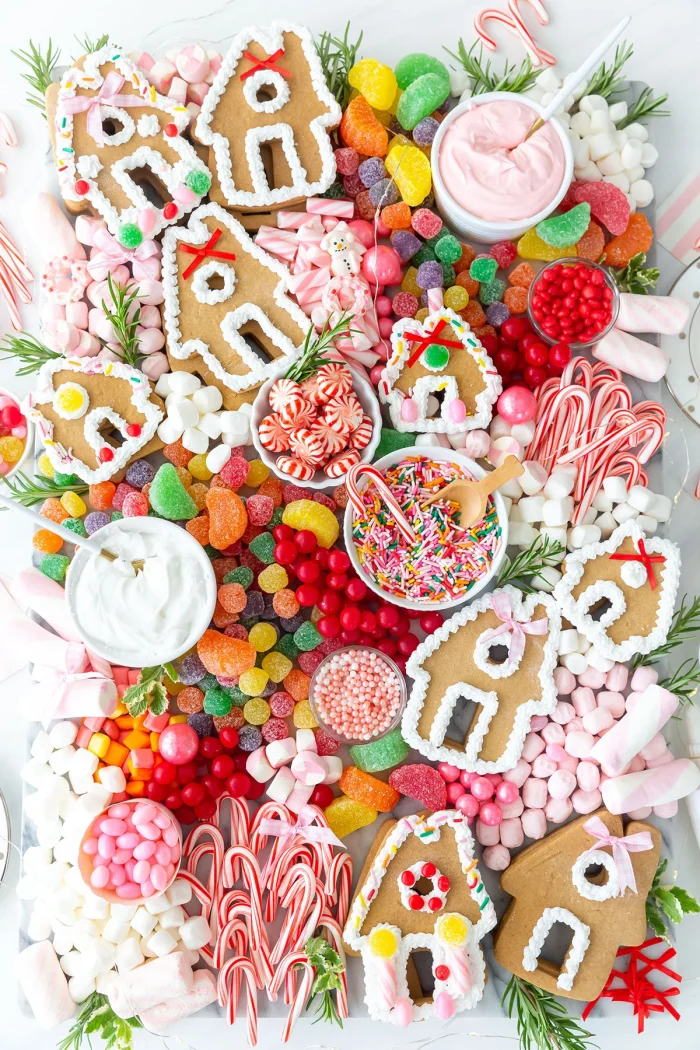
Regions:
[[313, 914, 349, 1018], [214, 917, 249, 969], [272, 952, 316, 1042], [272, 865, 320, 963], [217, 894, 273, 986], [474, 1, 555, 67], [215, 795, 251, 853], [346, 461, 416, 543], [218, 956, 259, 1043], [324, 852, 354, 929], [223, 847, 265, 947]]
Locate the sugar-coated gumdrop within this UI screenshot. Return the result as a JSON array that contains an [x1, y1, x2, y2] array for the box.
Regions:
[[282, 500, 339, 549], [536, 203, 591, 248], [389, 763, 447, 811], [218, 456, 249, 489], [206, 487, 247, 549], [85, 512, 110, 534], [391, 229, 422, 262], [261, 651, 293, 683], [248, 531, 277, 564], [334, 147, 359, 175], [508, 262, 535, 288], [187, 454, 212, 482], [455, 271, 479, 296], [385, 143, 432, 207], [604, 212, 654, 267], [392, 291, 419, 318], [413, 116, 439, 146], [258, 564, 289, 593], [443, 286, 469, 312], [177, 686, 205, 713], [325, 795, 378, 838], [62, 516, 88, 537], [224, 566, 254, 590], [285, 669, 311, 702], [575, 219, 606, 262], [348, 58, 398, 111], [349, 727, 410, 772], [261, 717, 289, 742], [381, 202, 412, 229], [517, 228, 577, 261], [275, 633, 300, 661], [479, 278, 507, 305], [469, 256, 498, 283], [38, 453, 54, 478], [340, 96, 389, 157], [269, 691, 295, 718], [239, 667, 269, 696], [293, 621, 322, 652], [272, 588, 300, 618], [297, 650, 324, 675], [33, 529, 63, 554], [243, 698, 270, 725], [358, 156, 387, 188], [246, 494, 274, 525], [149, 463, 198, 520], [315, 729, 340, 757], [489, 240, 517, 268], [434, 234, 463, 265], [248, 622, 278, 653], [339, 766, 400, 812], [88, 481, 116, 510], [238, 725, 263, 752], [60, 490, 87, 517], [416, 260, 443, 290], [411, 208, 442, 239], [245, 459, 269, 488], [292, 700, 317, 729], [460, 300, 486, 327], [197, 629, 257, 678], [394, 52, 450, 91], [203, 687, 232, 717], [486, 302, 510, 327], [217, 582, 247, 614], [573, 180, 630, 236], [40, 553, 70, 582], [503, 286, 528, 314], [163, 439, 193, 467], [397, 71, 450, 130]]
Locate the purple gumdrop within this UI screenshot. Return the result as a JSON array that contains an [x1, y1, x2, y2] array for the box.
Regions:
[[243, 590, 265, 616], [179, 653, 207, 685], [412, 117, 439, 146], [391, 230, 422, 261], [389, 116, 408, 137], [84, 511, 110, 535], [187, 712, 214, 739], [125, 459, 156, 489], [416, 260, 444, 290], [358, 157, 387, 188], [238, 725, 263, 752], [280, 614, 305, 633], [369, 178, 399, 207], [486, 301, 511, 327]]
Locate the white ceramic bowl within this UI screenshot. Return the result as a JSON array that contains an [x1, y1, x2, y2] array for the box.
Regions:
[[431, 91, 574, 244], [250, 365, 382, 491], [344, 445, 509, 613], [66, 516, 217, 667], [0, 386, 34, 480]]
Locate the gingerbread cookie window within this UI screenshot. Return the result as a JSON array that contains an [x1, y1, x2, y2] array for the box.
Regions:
[[399, 863, 451, 913]]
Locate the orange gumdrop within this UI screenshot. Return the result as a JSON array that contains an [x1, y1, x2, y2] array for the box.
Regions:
[[604, 213, 654, 268], [257, 475, 284, 507], [340, 96, 389, 157], [217, 582, 247, 614], [508, 262, 535, 288], [89, 481, 116, 510], [206, 487, 248, 550], [576, 219, 606, 262], [212, 601, 238, 629], [473, 324, 496, 339], [503, 286, 528, 314], [454, 243, 477, 274], [460, 300, 486, 328], [197, 628, 256, 678], [163, 438, 193, 467], [455, 271, 479, 297], [212, 557, 238, 584], [185, 514, 210, 546], [381, 201, 412, 229]]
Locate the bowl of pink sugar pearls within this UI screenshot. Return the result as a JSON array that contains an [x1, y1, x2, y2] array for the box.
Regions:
[[308, 645, 406, 745], [78, 799, 182, 904]]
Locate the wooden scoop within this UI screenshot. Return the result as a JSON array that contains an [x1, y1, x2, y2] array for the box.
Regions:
[[421, 456, 524, 527]]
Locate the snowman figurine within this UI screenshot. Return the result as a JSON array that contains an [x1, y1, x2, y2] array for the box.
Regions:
[[320, 221, 366, 277]]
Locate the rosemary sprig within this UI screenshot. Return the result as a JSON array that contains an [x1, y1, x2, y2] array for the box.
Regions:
[[285, 312, 357, 384], [0, 470, 88, 509], [658, 658, 700, 705], [57, 992, 142, 1050], [503, 975, 597, 1050], [646, 858, 700, 939], [618, 86, 670, 128], [444, 40, 541, 96], [304, 935, 345, 1028], [584, 40, 634, 99], [73, 33, 110, 58], [631, 594, 700, 669], [101, 274, 142, 367], [11, 39, 61, 117], [315, 23, 363, 111], [610, 252, 659, 295], [497, 535, 566, 593], [0, 331, 62, 377], [123, 663, 178, 718]]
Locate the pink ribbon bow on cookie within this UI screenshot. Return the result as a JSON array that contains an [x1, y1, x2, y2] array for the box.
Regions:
[[582, 815, 654, 895], [62, 71, 149, 147], [483, 591, 549, 663], [88, 227, 161, 282], [259, 806, 344, 849]]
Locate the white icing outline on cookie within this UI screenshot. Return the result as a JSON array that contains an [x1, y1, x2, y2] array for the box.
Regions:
[[137, 114, 161, 138], [191, 259, 237, 305], [522, 907, 591, 992], [242, 69, 291, 113], [571, 849, 621, 902]]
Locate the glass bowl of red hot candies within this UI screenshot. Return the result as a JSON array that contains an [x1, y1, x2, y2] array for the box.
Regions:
[[527, 258, 619, 349]]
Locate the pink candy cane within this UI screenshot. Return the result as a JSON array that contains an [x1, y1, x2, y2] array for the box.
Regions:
[[346, 462, 416, 543]]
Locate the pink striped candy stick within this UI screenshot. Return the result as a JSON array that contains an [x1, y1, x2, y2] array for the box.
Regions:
[[601, 758, 700, 814], [306, 198, 354, 219], [346, 461, 417, 544], [616, 293, 690, 336], [591, 685, 679, 778]]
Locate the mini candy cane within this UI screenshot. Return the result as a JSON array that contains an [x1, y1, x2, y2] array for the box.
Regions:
[[216, 795, 251, 853], [271, 952, 316, 1043], [223, 847, 265, 947], [346, 462, 416, 543], [214, 917, 249, 969], [0, 220, 33, 329], [218, 956, 259, 1043], [313, 914, 349, 1019], [324, 852, 354, 928], [474, 1, 555, 67], [0, 112, 17, 147]]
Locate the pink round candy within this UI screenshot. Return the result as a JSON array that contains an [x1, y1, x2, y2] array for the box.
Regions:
[[521, 808, 546, 840], [375, 295, 392, 317], [133, 839, 157, 860], [109, 863, 126, 887], [495, 780, 519, 805], [470, 776, 495, 801], [101, 818, 128, 837], [158, 724, 199, 766], [455, 794, 480, 820], [133, 860, 151, 883], [482, 844, 511, 871], [545, 797, 573, 823], [361, 246, 402, 286], [170, 844, 180, 863], [83, 837, 99, 855], [98, 834, 116, 860], [447, 398, 467, 423], [434, 991, 455, 1020], [548, 769, 576, 800], [479, 801, 503, 826], [553, 666, 576, 695], [565, 731, 594, 758], [400, 398, 419, 423], [497, 385, 537, 424], [347, 219, 375, 249], [113, 849, 133, 865], [151, 864, 168, 891], [438, 762, 461, 783], [90, 866, 110, 889], [571, 788, 602, 814], [153, 812, 171, 830], [109, 803, 132, 819], [446, 782, 465, 804], [392, 997, 413, 1028], [132, 803, 157, 825], [116, 833, 140, 850], [576, 761, 600, 792], [499, 816, 524, 849], [92, 854, 109, 868], [125, 859, 137, 880], [459, 770, 476, 789]]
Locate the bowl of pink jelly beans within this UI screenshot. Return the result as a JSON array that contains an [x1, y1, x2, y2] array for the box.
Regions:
[[78, 799, 182, 903], [0, 388, 32, 479]]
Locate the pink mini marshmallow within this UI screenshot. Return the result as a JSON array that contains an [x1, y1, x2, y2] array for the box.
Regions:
[[499, 797, 524, 819], [521, 808, 546, 839], [207, 51, 222, 74], [141, 353, 169, 381], [541, 722, 565, 746], [545, 796, 573, 823], [138, 304, 162, 328], [551, 701, 575, 724], [553, 667, 576, 695], [582, 707, 614, 736], [565, 731, 595, 758], [627, 806, 652, 819], [186, 82, 210, 106], [134, 52, 156, 74], [132, 279, 164, 306], [168, 77, 188, 104], [577, 667, 607, 689], [558, 755, 580, 775], [606, 664, 629, 692], [571, 687, 596, 717], [137, 327, 165, 355], [522, 777, 548, 809], [630, 666, 658, 691], [571, 788, 602, 814], [639, 732, 668, 761], [521, 732, 545, 762], [482, 844, 511, 870], [499, 817, 524, 849], [148, 58, 177, 94], [176, 44, 210, 83], [475, 819, 500, 846], [530, 715, 549, 732], [653, 800, 679, 818], [548, 769, 576, 799], [576, 761, 600, 792], [545, 742, 568, 763], [565, 716, 585, 733], [597, 691, 626, 718], [531, 755, 557, 779], [502, 759, 531, 787], [65, 301, 88, 329]]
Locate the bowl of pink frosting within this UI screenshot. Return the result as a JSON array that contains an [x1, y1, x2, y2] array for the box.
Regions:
[[432, 92, 574, 243]]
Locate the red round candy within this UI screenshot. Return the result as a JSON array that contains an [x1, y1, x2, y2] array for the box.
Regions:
[[294, 530, 317, 554], [421, 862, 437, 878], [389, 615, 410, 637], [378, 605, 400, 629], [274, 540, 298, 565], [296, 583, 320, 607], [437, 875, 450, 891], [550, 341, 572, 367], [273, 524, 295, 542], [202, 774, 225, 799], [427, 896, 443, 911], [159, 724, 199, 765], [397, 633, 419, 655], [0, 405, 22, 428], [339, 629, 360, 644], [296, 560, 321, 584], [165, 790, 183, 811], [245, 778, 265, 800], [211, 754, 235, 779], [317, 590, 342, 615], [194, 798, 217, 821], [145, 781, 167, 801], [313, 548, 330, 568], [176, 761, 198, 783], [500, 317, 527, 341], [310, 784, 334, 808], [339, 606, 361, 631], [174, 804, 195, 825], [328, 549, 350, 573], [227, 772, 251, 797], [153, 761, 177, 784], [524, 340, 548, 366], [435, 964, 450, 981], [409, 894, 423, 910], [164, 123, 179, 137], [359, 610, 377, 634], [420, 612, 443, 633], [75, 179, 90, 195], [98, 447, 115, 463], [524, 365, 547, 390], [376, 638, 397, 656], [181, 782, 206, 806], [163, 202, 178, 220], [345, 578, 367, 602], [219, 727, 239, 749], [317, 615, 341, 638], [400, 870, 416, 886], [199, 736, 223, 759], [125, 423, 142, 437], [326, 572, 348, 591]]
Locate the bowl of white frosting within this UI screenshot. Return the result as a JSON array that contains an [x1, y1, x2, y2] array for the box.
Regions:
[[66, 517, 217, 667], [432, 92, 574, 243]]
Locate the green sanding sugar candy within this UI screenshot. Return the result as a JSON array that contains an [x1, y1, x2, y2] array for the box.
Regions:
[[224, 566, 254, 589], [536, 202, 591, 247], [350, 728, 410, 773], [62, 517, 87, 538], [434, 234, 462, 264], [412, 244, 436, 267], [276, 634, 300, 661], [293, 621, 322, 652], [470, 256, 499, 283], [111, 510, 123, 521], [186, 169, 211, 195], [241, 616, 260, 629], [321, 181, 345, 199], [440, 261, 456, 287], [53, 472, 80, 486], [374, 428, 416, 460], [395, 53, 450, 91], [118, 223, 143, 249], [269, 507, 284, 527], [479, 277, 507, 305], [248, 531, 276, 564], [198, 672, 218, 693], [203, 687, 232, 717], [397, 72, 450, 130], [149, 463, 198, 520], [228, 685, 249, 707], [40, 553, 70, 582]]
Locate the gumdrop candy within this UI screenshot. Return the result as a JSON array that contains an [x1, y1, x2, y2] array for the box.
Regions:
[[401, 266, 422, 298], [297, 650, 324, 675], [218, 582, 248, 614], [258, 564, 289, 593], [385, 142, 432, 207], [397, 72, 450, 130], [604, 212, 654, 267], [573, 180, 630, 236], [388, 763, 447, 811], [292, 700, 317, 729], [224, 566, 254, 589], [282, 500, 339, 549], [392, 291, 419, 318], [358, 156, 387, 188], [179, 653, 207, 685], [325, 795, 377, 838], [343, 171, 364, 198], [489, 240, 517, 268], [413, 116, 439, 146], [293, 621, 322, 652], [187, 454, 212, 482], [272, 588, 300, 618], [439, 261, 455, 287], [88, 481, 116, 510], [163, 438, 193, 467], [455, 271, 479, 297], [61, 516, 88, 537], [173, 465, 193, 490], [536, 202, 591, 247], [479, 277, 506, 305], [416, 259, 443, 290], [85, 511, 110, 535], [412, 243, 436, 267], [206, 487, 247, 549], [248, 622, 278, 653], [339, 766, 400, 812], [334, 147, 359, 175], [444, 285, 469, 311], [257, 475, 284, 506], [575, 219, 606, 262], [238, 725, 263, 752], [369, 179, 400, 208], [248, 531, 277, 564], [391, 229, 422, 262], [239, 667, 269, 696], [340, 96, 389, 157], [349, 727, 410, 772], [261, 717, 288, 742], [40, 553, 70, 582], [381, 201, 412, 229], [203, 687, 232, 717], [269, 691, 295, 718], [503, 286, 528, 314], [285, 668, 311, 702], [411, 208, 442, 239], [243, 698, 270, 725], [275, 633, 300, 661], [121, 492, 148, 518], [348, 58, 398, 111], [469, 256, 498, 283], [460, 300, 487, 327], [508, 262, 536, 288], [218, 455, 249, 489], [177, 686, 205, 713], [454, 242, 476, 273], [261, 651, 293, 683], [486, 302, 510, 327], [243, 591, 265, 617], [245, 459, 269, 488], [197, 629, 257, 678], [149, 463, 198, 520], [517, 228, 577, 261], [246, 494, 274, 525], [434, 234, 463, 266], [315, 729, 341, 757], [395, 52, 449, 89], [33, 528, 63, 554]]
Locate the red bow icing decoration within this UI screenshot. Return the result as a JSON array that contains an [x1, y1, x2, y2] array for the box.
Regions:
[[583, 938, 682, 1034], [582, 815, 653, 895], [62, 71, 150, 147], [179, 228, 237, 280], [482, 592, 549, 664], [610, 538, 665, 589], [405, 317, 465, 368], [88, 227, 160, 281], [240, 48, 291, 81]]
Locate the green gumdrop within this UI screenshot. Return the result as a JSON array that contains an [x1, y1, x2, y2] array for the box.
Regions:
[[62, 517, 87, 537], [269, 507, 284, 527], [395, 53, 450, 91], [479, 277, 507, 305], [111, 510, 124, 521], [276, 634, 300, 661], [203, 687, 232, 716], [423, 344, 450, 370], [40, 553, 70, 582], [223, 566, 254, 589], [470, 256, 499, 283], [148, 463, 198, 520], [536, 203, 591, 248], [321, 181, 345, 199], [396, 72, 450, 130], [118, 223, 143, 249], [248, 531, 276, 564], [350, 727, 410, 773], [186, 169, 212, 196], [53, 472, 80, 486], [434, 234, 462, 264], [373, 428, 416, 460], [293, 621, 322, 652], [198, 673, 218, 692], [227, 685, 249, 707], [440, 261, 455, 286], [412, 244, 436, 267]]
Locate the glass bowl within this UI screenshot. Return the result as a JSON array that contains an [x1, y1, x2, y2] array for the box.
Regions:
[[308, 645, 407, 747], [527, 257, 620, 349]]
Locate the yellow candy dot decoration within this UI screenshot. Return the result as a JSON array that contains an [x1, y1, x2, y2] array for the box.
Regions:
[[517, 228, 577, 262], [436, 914, 469, 948], [60, 490, 87, 517], [54, 382, 89, 419], [385, 142, 432, 207], [348, 58, 397, 111], [292, 700, 318, 730], [258, 564, 289, 593], [243, 698, 270, 725], [444, 285, 469, 311], [248, 622, 278, 653], [369, 928, 398, 958], [238, 667, 270, 696], [261, 652, 293, 683], [282, 500, 339, 549], [187, 454, 213, 481], [0, 436, 25, 464], [38, 453, 55, 478], [245, 459, 269, 488], [325, 795, 377, 838]]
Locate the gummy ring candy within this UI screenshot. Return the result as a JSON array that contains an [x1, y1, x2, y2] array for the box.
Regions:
[[41, 256, 91, 305], [398, 862, 451, 913]]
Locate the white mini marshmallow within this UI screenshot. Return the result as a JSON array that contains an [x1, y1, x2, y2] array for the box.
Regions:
[[500, 495, 512, 517], [21, 758, 54, 789], [624, 122, 649, 142], [620, 139, 643, 169], [651, 493, 672, 522], [146, 930, 178, 958], [159, 906, 186, 930], [591, 491, 613, 513], [37, 819, 64, 849], [181, 427, 209, 454], [608, 100, 628, 123], [597, 151, 624, 176], [98, 766, 126, 794], [569, 111, 591, 136], [574, 160, 603, 182], [131, 908, 158, 938], [539, 525, 567, 556], [589, 110, 614, 135], [23, 845, 54, 873], [266, 766, 296, 804], [588, 132, 616, 161], [320, 756, 343, 785], [205, 444, 232, 474], [115, 937, 144, 972], [636, 514, 657, 535], [78, 784, 112, 818], [68, 748, 99, 782], [640, 143, 658, 167], [508, 522, 539, 546], [102, 919, 131, 945], [518, 496, 545, 523], [561, 652, 589, 675], [510, 420, 535, 446], [49, 722, 78, 749], [488, 436, 523, 467], [179, 915, 211, 951], [167, 398, 199, 432], [603, 173, 630, 193], [543, 472, 575, 499], [587, 648, 615, 673], [532, 566, 561, 592], [568, 525, 601, 549], [296, 729, 317, 753], [602, 476, 628, 503], [144, 894, 171, 916], [499, 477, 523, 500], [573, 139, 590, 169], [31, 731, 54, 763], [595, 511, 618, 539], [543, 497, 573, 527], [27, 909, 53, 942], [154, 374, 172, 398], [612, 502, 639, 524], [192, 386, 223, 414], [488, 415, 512, 440], [196, 412, 223, 440], [167, 372, 201, 395], [579, 94, 608, 115], [82, 895, 110, 921], [580, 507, 598, 526], [519, 461, 548, 496], [156, 419, 184, 445], [165, 880, 193, 909], [627, 485, 656, 514], [630, 179, 654, 207], [245, 746, 275, 783], [265, 738, 297, 768], [558, 629, 581, 656], [624, 164, 645, 186]]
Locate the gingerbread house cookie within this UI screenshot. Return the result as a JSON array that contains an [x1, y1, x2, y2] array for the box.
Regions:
[[494, 809, 660, 1000], [26, 358, 164, 483], [47, 46, 211, 241], [402, 586, 561, 772], [343, 810, 496, 1025], [553, 520, 680, 664], [379, 307, 502, 433], [161, 202, 311, 394], [195, 23, 341, 210]]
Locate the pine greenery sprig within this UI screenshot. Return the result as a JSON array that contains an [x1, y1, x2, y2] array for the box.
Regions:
[[584, 40, 634, 99], [0, 471, 89, 509], [73, 33, 110, 57], [122, 664, 178, 718], [11, 39, 61, 117], [304, 935, 345, 1027], [101, 275, 142, 367], [646, 858, 700, 939], [610, 252, 660, 295], [497, 535, 566, 593], [444, 40, 541, 96], [619, 86, 670, 128], [284, 312, 357, 384], [57, 992, 142, 1050], [503, 975, 597, 1050], [315, 23, 363, 111], [0, 331, 62, 376], [631, 594, 700, 669], [658, 658, 700, 705]]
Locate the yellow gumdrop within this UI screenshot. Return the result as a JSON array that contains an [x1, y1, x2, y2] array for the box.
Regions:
[[517, 228, 578, 262], [261, 651, 293, 683], [401, 266, 422, 298], [239, 667, 269, 696], [246, 459, 270, 488], [248, 621, 278, 653], [38, 453, 55, 478], [60, 490, 87, 517], [415, 308, 430, 323], [325, 795, 377, 838], [292, 700, 317, 729], [282, 500, 339, 549], [369, 928, 398, 958], [187, 454, 213, 481], [348, 58, 397, 112], [444, 285, 469, 311], [0, 436, 24, 464], [436, 914, 469, 947], [258, 564, 289, 593], [243, 698, 270, 725], [385, 143, 432, 207]]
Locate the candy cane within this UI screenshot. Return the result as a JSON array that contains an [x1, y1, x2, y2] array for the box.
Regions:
[[346, 462, 416, 543], [324, 852, 354, 928], [272, 952, 315, 1043], [214, 917, 249, 968], [216, 795, 251, 853], [272, 865, 320, 963], [0, 112, 17, 147], [223, 847, 265, 949], [218, 957, 259, 1044], [474, 2, 555, 67], [314, 914, 349, 1019], [508, 0, 556, 65]]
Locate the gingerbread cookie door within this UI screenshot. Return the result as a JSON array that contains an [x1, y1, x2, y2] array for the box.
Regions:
[[161, 203, 311, 394], [195, 22, 342, 208], [403, 586, 561, 772], [47, 45, 211, 240]]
